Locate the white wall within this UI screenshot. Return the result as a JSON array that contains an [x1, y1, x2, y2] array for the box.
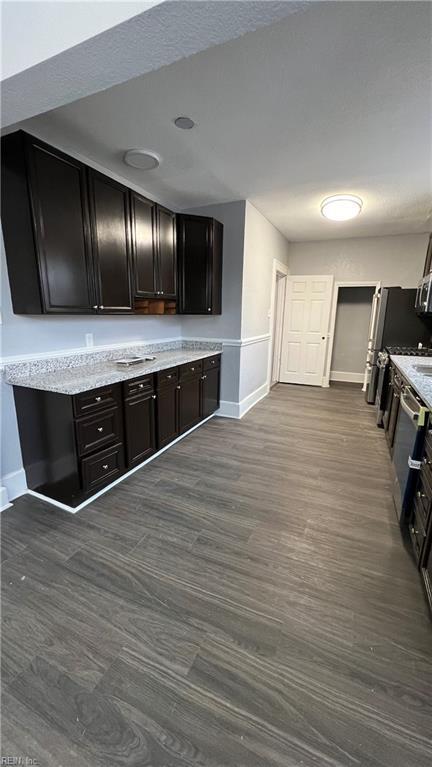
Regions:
[[239, 203, 290, 402], [288, 233, 428, 286]]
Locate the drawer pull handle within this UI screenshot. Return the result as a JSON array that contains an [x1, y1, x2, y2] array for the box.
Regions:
[[207, 307, 212, 312], [417, 491, 426, 499], [177, 385, 181, 390], [167, 375, 172, 379], [97, 427, 104, 433], [139, 383, 144, 389], [152, 394, 157, 399], [102, 464, 109, 470], [201, 375, 207, 380], [211, 360, 215, 364], [95, 396, 102, 402], [92, 305, 98, 310]]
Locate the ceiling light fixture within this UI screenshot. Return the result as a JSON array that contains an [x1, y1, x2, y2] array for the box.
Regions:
[[321, 194, 363, 221], [174, 116, 195, 130], [123, 149, 160, 170]]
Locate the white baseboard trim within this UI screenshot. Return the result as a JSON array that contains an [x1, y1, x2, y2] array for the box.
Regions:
[[1, 469, 27, 503], [216, 382, 269, 420], [26, 414, 215, 514], [330, 370, 364, 384], [0, 486, 12, 512]]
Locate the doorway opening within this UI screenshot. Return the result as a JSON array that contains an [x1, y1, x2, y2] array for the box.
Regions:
[[325, 282, 380, 389], [268, 260, 288, 388]]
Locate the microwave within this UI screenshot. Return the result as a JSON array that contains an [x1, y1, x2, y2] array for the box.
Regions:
[[416, 274, 432, 314]]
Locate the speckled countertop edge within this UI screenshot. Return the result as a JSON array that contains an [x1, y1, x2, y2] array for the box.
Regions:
[[390, 355, 432, 409], [4, 341, 222, 395]]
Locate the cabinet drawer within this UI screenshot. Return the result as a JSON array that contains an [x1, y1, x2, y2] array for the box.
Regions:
[[74, 385, 121, 417], [179, 359, 203, 380], [156, 367, 178, 388], [203, 354, 221, 371], [409, 502, 427, 563], [80, 442, 124, 492], [75, 406, 122, 457], [123, 375, 154, 399]]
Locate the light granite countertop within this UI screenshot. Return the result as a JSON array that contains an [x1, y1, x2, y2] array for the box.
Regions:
[[390, 355, 432, 409], [4, 343, 222, 395]]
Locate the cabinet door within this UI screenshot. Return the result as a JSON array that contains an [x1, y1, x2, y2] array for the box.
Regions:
[[88, 170, 133, 312], [130, 192, 157, 297], [156, 385, 179, 449], [201, 367, 220, 418], [27, 137, 95, 313], [124, 393, 156, 468], [178, 377, 201, 434], [178, 215, 210, 314], [156, 206, 176, 298]]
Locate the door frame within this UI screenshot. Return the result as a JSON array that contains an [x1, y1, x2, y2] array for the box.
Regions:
[[323, 280, 381, 388], [267, 259, 289, 388]]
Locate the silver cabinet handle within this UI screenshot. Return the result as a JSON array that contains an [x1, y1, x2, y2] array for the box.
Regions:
[[191, 367, 195, 371], [167, 374, 172, 379], [92, 305, 98, 309], [100, 305, 104, 310], [95, 396, 102, 402], [102, 464, 109, 470], [201, 375, 207, 380], [139, 383, 144, 389], [207, 307, 212, 312], [161, 291, 164, 295], [97, 426, 104, 432], [176, 385, 181, 390], [152, 394, 157, 399]]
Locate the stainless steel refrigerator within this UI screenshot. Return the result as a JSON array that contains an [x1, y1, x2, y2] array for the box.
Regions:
[[365, 287, 431, 404]]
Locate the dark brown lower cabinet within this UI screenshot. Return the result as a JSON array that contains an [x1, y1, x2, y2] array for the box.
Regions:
[[13, 354, 221, 507], [201, 367, 220, 419], [156, 384, 179, 449], [124, 392, 156, 468], [179, 375, 201, 434]]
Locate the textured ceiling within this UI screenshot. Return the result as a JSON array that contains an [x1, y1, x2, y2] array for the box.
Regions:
[[16, 1, 432, 241], [1, 1, 306, 127]]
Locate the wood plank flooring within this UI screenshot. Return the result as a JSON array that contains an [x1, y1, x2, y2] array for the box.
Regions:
[[1, 383, 431, 766]]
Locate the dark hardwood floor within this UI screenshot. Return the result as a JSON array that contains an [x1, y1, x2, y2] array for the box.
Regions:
[[1, 383, 431, 766]]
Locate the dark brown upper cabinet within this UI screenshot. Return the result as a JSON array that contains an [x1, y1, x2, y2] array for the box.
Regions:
[[1, 131, 95, 314], [130, 192, 157, 298], [130, 195, 176, 301], [88, 170, 133, 313], [177, 214, 223, 315], [156, 205, 177, 298]]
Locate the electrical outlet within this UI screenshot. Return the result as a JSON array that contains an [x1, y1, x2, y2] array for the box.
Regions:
[[85, 333, 94, 348]]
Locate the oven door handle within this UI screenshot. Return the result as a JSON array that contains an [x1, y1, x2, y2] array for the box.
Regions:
[[400, 387, 429, 426]]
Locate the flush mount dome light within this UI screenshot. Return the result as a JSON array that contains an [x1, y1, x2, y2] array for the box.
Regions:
[[321, 194, 363, 221], [123, 149, 160, 170]]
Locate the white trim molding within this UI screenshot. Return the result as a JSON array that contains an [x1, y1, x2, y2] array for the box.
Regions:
[[217, 382, 269, 419], [1, 486, 12, 512], [330, 370, 364, 384], [1, 468, 27, 504]]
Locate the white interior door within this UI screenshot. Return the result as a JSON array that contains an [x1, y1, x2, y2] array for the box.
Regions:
[[280, 275, 334, 386]]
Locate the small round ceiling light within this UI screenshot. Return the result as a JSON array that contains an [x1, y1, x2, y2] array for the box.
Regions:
[[174, 116, 195, 130], [123, 149, 160, 170], [321, 194, 363, 221]]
